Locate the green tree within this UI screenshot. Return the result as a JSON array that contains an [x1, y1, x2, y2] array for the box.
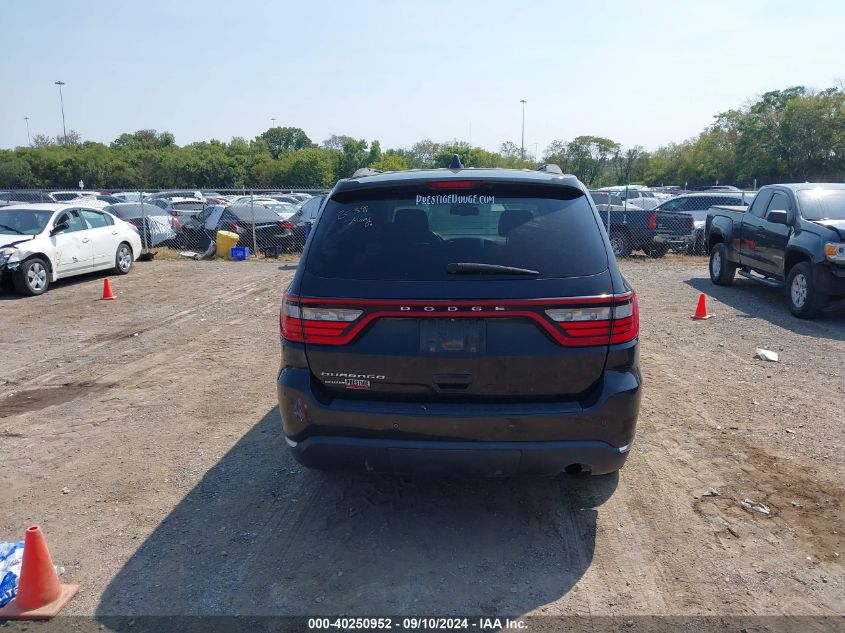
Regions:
[[563, 136, 619, 186], [31, 134, 55, 148], [259, 127, 312, 158], [111, 129, 175, 150], [280, 147, 337, 187], [322, 134, 355, 151], [367, 140, 382, 166], [336, 138, 369, 178], [370, 151, 409, 172], [406, 139, 440, 168]]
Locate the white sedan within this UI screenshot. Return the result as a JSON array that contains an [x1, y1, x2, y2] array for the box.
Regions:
[[0, 204, 142, 296]]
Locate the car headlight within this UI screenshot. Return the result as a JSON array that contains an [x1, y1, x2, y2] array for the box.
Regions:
[[0, 249, 13, 265], [824, 242, 845, 263]]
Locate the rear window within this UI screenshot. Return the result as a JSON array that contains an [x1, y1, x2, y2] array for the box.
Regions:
[[172, 201, 205, 211], [228, 205, 286, 223], [307, 184, 608, 280]]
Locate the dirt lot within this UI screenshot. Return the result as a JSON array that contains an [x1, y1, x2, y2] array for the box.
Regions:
[[0, 258, 843, 625]]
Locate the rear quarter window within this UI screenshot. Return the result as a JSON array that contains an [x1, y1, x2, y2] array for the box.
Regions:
[[307, 184, 608, 281]]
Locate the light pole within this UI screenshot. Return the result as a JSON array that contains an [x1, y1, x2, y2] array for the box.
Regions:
[[520, 99, 527, 160], [54, 81, 67, 143], [271, 117, 276, 127], [24, 117, 31, 146]]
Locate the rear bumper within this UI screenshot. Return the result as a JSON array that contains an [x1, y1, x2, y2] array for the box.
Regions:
[[286, 436, 630, 476], [276, 351, 641, 475], [652, 234, 689, 246]]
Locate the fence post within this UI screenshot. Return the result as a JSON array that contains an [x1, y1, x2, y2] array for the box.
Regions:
[[140, 197, 148, 251], [250, 190, 257, 259]]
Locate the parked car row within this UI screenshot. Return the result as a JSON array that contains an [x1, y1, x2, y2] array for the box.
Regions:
[[0, 190, 327, 256], [589, 187, 756, 257]]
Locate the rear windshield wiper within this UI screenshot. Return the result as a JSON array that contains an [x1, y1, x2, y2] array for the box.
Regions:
[[447, 262, 539, 276]]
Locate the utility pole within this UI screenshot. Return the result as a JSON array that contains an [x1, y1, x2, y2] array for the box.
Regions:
[[520, 99, 527, 160], [24, 117, 31, 146], [54, 81, 67, 143], [271, 118, 276, 127]]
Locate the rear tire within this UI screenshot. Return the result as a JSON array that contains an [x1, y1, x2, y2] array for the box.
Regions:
[[608, 231, 632, 258], [13, 257, 50, 296], [709, 243, 736, 286], [786, 261, 826, 318], [114, 243, 133, 275]]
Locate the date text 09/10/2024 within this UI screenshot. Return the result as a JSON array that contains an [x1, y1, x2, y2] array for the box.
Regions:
[[307, 617, 527, 630]]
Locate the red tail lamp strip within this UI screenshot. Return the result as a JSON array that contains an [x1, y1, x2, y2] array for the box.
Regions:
[[281, 293, 638, 347]]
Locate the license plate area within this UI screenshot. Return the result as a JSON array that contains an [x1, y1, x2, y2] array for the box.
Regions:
[[419, 319, 486, 354]]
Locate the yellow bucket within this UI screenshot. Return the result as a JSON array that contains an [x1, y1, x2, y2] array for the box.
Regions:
[[215, 230, 240, 258]]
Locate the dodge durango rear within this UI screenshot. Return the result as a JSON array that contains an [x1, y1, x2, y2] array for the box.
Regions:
[[277, 161, 642, 476]]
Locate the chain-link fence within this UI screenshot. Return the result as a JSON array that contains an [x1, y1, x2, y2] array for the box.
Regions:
[[0, 188, 329, 260], [1, 184, 759, 261]]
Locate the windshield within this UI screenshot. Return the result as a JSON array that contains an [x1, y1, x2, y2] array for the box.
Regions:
[[0, 209, 54, 236], [797, 189, 845, 221], [307, 185, 608, 281]]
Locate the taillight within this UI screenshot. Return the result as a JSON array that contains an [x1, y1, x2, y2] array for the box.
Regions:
[[172, 218, 182, 229], [169, 210, 178, 217], [544, 293, 638, 346], [280, 294, 363, 344], [610, 293, 639, 344], [280, 294, 638, 347], [228, 221, 242, 233], [280, 220, 293, 231], [280, 294, 303, 342], [648, 212, 657, 231]]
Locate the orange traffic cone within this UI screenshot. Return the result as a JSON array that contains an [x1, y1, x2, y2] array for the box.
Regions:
[[691, 293, 713, 320], [0, 525, 78, 620], [101, 278, 115, 300]]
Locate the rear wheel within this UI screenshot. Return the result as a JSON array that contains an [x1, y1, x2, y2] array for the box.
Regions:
[[608, 231, 632, 258], [13, 257, 50, 296], [786, 261, 826, 318], [709, 243, 736, 286], [114, 243, 133, 275]]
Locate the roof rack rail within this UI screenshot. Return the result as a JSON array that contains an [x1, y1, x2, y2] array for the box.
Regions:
[[351, 167, 381, 178], [537, 163, 563, 175]]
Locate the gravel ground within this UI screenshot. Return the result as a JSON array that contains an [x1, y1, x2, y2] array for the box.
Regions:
[[0, 258, 842, 627]]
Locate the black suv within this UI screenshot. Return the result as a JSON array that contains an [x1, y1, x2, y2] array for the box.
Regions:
[[277, 162, 642, 476]]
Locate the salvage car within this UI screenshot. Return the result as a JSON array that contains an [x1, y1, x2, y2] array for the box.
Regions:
[[277, 160, 641, 476], [104, 202, 180, 248], [0, 204, 142, 296], [180, 202, 296, 254], [706, 183, 845, 317]]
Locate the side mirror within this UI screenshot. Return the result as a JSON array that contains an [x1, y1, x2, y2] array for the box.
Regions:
[[767, 210, 790, 225], [51, 221, 70, 235]]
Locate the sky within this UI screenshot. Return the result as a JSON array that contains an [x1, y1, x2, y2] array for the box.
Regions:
[[1, 0, 843, 156]]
